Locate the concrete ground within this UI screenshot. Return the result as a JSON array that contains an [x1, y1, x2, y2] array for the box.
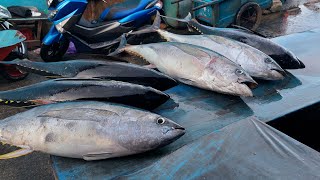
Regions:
[[0, 0, 319, 179]]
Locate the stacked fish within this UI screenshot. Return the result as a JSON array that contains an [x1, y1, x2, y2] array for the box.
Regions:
[[0, 60, 185, 160], [110, 12, 304, 97], [0, 12, 305, 161]]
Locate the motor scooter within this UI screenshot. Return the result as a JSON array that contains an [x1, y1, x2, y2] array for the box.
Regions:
[[41, 0, 163, 62], [0, 30, 29, 81], [0, 5, 28, 59]]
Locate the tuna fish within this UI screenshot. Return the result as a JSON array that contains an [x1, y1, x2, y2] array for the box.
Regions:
[[0, 101, 185, 160], [161, 14, 305, 69], [110, 35, 257, 97], [130, 12, 285, 80], [0, 79, 169, 110], [0, 59, 177, 91]]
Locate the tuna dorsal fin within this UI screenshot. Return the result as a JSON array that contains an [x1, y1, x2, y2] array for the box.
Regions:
[[108, 34, 127, 57], [0, 148, 33, 160], [83, 152, 114, 161], [171, 43, 211, 60]]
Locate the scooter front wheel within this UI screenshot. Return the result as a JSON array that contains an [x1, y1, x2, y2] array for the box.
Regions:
[[40, 38, 70, 62], [0, 65, 29, 81]]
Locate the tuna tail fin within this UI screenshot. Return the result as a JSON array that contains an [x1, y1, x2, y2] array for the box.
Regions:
[[127, 11, 161, 36], [159, 12, 192, 24], [108, 34, 127, 57], [0, 148, 33, 160]]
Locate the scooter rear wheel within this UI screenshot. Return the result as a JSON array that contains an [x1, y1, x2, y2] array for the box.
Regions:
[[40, 38, 70, 62]]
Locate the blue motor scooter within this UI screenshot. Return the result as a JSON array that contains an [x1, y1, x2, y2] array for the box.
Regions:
[[41, 0, 162, 62]]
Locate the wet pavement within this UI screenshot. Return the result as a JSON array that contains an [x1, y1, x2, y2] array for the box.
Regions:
[[258, 0, 320, 37], [0, 0, 320, 179]]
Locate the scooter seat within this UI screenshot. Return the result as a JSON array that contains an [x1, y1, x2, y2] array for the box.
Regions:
[[99, 0, 157, 21]]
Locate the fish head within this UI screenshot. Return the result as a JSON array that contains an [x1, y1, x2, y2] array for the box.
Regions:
[[117, 113, 185, 152], [270, 49, 305, 69], [203, 59, 257, 97], [262, 57, 286, 80], [283, 50, 305, 69], [243, 51, 286, 80], [151, 116, 186, 147]]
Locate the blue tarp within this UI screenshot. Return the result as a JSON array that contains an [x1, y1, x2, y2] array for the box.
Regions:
[[51, 29, 320, 179]]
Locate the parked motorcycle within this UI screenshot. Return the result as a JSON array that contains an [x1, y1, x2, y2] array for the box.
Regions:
[[0, 5, 28, 81], [0, 5, 28, 59], [41, 0, 163, 62]]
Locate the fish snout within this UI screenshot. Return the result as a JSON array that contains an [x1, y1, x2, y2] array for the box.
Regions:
[[171, 124, 185, 131], [269, 68, 285, 80], [238, 76, 258, 89], [297, 57, 305, 68], [268, 61, 285, 80], [169, 122, 186, 137]]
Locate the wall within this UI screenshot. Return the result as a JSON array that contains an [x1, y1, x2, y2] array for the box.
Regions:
[[0, 0, 48, 13]]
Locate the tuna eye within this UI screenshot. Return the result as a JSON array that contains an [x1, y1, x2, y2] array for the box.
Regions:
[[264, 58, 273, 63], [235, 69, 244, 75], [156, 118, 165, 124]]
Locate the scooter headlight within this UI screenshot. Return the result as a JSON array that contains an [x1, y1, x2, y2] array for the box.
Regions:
[[0, 5, 12, 19], [155, 0, 163, 9], [145, 0, 163, 9]]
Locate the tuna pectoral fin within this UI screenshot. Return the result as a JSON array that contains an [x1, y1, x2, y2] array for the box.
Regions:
[[83, 152, 113, 161], [143, 64, 157, 69], [230, 24, 267, 38], [178, 78, 195, 85], [0, 148, 33, 160], [29, 99, 54, 105]]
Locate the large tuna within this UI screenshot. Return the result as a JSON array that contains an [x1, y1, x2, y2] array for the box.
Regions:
[[0, 101, 185, 160], [130, 12, 285, 80], [0, 79, 169, 110], [110, 36, 257, 97], [161, 13, 305, 69], [0, 59, 177, 91]]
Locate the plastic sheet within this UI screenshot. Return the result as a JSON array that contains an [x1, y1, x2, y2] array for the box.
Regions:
[[51, 28, 320, 179], [125, 117, 320, 179]]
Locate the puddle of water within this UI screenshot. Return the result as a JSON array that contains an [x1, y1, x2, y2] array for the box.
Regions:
[[258, 1, 320, 37]]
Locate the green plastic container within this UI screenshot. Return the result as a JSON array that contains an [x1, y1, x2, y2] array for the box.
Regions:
[[163, 0, 192, 28]]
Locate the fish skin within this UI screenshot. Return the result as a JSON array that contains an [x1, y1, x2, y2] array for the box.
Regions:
[[143, 28, 284, 80], [0, 79, 169, 110], [187, 19, 305, 69], [117, 40, 257, 97], [0, 59, 177, 91], [0, 101, 185, 160]]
